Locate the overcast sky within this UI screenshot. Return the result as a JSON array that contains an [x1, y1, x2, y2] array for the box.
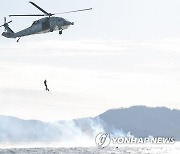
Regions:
[[0, 0, 180, 121]]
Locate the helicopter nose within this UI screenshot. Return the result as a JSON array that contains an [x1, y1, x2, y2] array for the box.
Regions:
[[65, 21, 74, 26]]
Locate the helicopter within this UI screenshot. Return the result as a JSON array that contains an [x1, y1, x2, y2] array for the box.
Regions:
[[0, 1, 92, 42]]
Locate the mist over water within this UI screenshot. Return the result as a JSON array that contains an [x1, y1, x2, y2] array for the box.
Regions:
[[1, 106, 179, 152], [0, 115, 179, 154], [0, 116, 127, 148]]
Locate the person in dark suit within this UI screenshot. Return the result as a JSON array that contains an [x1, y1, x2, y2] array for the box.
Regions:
[[44, 79, 49, 91]]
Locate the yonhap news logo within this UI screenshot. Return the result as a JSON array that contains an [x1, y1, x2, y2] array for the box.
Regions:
[[95, 132, 111, 148], [95, 132, 175, 148]]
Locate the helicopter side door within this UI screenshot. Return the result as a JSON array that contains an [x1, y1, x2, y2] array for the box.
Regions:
[[42, 20, 50, 30]]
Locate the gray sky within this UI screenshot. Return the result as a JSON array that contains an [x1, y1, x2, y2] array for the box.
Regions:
[[0, 0, 180, 121]]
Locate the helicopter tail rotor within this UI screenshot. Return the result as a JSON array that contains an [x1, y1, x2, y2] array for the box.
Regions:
[[0, 17, 12, 31]]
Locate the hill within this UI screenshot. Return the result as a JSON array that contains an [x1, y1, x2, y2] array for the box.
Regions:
[[98, 106, 180, 140]]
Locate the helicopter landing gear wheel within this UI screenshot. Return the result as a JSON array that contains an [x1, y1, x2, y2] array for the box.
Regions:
[[17, 37, 21, 42], [59, 30, 62, 35]]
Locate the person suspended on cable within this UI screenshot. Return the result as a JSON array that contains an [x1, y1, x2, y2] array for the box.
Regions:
[[44, 79, 49, 91]]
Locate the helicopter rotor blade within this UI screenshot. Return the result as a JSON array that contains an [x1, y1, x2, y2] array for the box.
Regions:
[[4, 17, 6, 31], [9, 14, 46, 17], [29, 1, 51, 16], [0, 24, 5, 28], [9, 1, 92, 18], [55, 8, 92, 15], [6, 21, 12, 24]]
